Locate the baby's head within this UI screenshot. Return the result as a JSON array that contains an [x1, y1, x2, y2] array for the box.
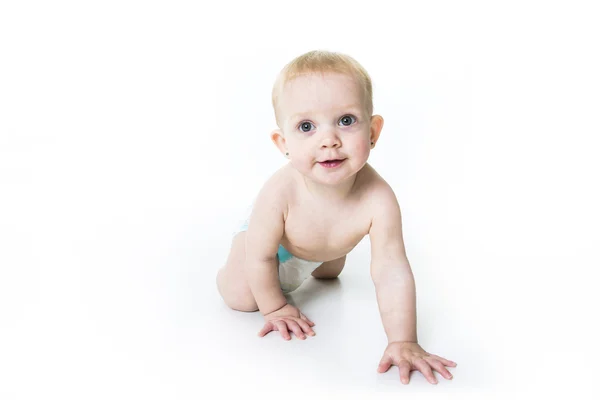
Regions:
[[272, 50, 374, 126], [270, 50, 384, 187]]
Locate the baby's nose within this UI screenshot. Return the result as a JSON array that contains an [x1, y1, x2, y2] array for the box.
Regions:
[[320, 137, 341, 148], [319, 127, 341, 147]]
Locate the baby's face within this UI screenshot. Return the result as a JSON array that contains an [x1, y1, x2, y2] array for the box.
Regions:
[[275, 72, 373, 186]]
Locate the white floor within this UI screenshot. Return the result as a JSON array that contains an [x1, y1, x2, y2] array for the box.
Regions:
[[2, 2, 599, 397], [1, 203, 598, 399]]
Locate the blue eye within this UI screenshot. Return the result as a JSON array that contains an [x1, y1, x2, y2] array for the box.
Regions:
[[299, 121, 314, 132], [339, 115, 356, 126]]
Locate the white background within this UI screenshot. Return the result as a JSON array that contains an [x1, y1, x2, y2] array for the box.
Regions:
[[1, 1, 599, 398]]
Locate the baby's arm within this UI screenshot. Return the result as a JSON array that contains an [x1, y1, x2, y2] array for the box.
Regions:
[[245, 183, 317, 340], [244, 185, 288, 315], [370, 183, 457, 383], [369, 183, 417, 343]]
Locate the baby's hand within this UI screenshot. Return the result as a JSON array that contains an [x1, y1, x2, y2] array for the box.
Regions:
[[258, 304, 316, 340], [377, 341, 457, 384]]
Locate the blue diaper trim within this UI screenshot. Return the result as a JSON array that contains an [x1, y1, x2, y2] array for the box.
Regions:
[[276, 245, 293, 263]]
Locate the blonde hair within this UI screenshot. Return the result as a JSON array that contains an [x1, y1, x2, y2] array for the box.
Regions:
[[271, 50, 373, 126]]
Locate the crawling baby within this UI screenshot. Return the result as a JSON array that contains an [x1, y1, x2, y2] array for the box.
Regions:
[[216, 50, 456, 385]]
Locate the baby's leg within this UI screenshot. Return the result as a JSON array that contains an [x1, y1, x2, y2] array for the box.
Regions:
[[216, 232, 259, 312], [311, 255, 346, 279]]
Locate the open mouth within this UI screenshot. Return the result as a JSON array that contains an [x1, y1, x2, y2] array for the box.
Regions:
[[318, 159, 346, 168]]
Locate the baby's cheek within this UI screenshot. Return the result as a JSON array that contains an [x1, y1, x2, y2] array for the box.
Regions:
[[354, 140, 371, 158], [296, 154, 314, 171]]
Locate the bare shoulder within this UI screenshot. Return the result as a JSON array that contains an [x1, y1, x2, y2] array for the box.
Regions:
[[356, 164, 400, 221], [251, 163, 295, 220], [245, 164, 295, 259]]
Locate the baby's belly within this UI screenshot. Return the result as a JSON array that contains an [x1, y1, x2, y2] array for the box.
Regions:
[[280, 232, 365, 262]]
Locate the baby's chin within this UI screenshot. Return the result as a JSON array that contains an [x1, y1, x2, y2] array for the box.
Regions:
[[311, 166, 359, 185]]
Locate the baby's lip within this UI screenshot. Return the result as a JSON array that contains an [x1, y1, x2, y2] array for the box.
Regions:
[[318, 158, 346, 163]]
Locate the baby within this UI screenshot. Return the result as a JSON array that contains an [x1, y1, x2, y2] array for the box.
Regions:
[[216, 50, 456, 385]]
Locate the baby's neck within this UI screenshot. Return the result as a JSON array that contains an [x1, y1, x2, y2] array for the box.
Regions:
[[299, 171, 359, 203]]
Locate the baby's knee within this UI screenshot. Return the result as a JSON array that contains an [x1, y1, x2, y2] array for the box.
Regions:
[[311, 256, 346, 279], [217, 270, 259, 312], [226, 299, 259, 313]]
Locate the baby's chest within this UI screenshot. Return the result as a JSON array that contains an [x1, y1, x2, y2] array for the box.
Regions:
[[282, 208, 371, 261]]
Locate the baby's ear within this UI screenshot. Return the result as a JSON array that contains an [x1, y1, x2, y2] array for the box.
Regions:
[[271, 129, 287, 154], [370, 115, 384, 142]]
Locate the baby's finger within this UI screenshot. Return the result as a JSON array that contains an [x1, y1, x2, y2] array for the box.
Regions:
[[414, 359, 437, 384], [258, 322, 274, 337], [430, 355, 457, 367], [285, 320, 306, 340], [426, 358, 453, 380], [397, 360, 411, 384], [299, 313, 315, 326], [295, 318, 316, 336], [377, 355, 393, 373], [273, 320, 291, 340]]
